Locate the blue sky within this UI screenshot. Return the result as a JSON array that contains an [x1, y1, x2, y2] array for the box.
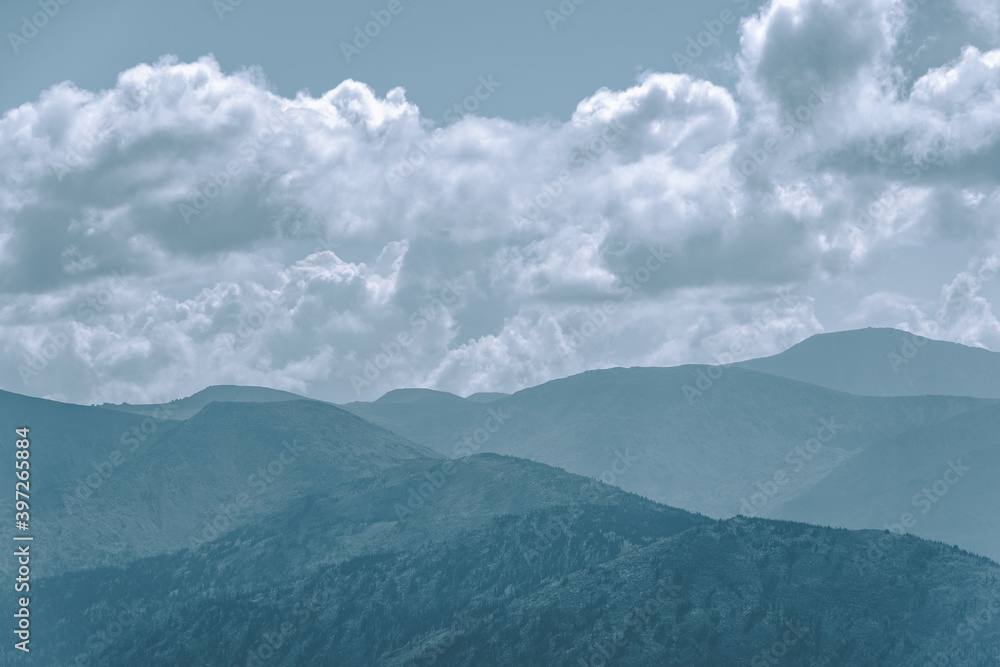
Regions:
[[1, 0, 1000, 404], [1, 0, 754, 122]]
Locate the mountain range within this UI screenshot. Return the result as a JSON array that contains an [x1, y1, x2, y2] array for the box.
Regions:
[[735, 327, 1000, 398], [3, 326, 1000, 664]]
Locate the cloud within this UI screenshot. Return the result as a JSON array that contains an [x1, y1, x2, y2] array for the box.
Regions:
[[846, 255, 1000, 349], [1, 0, 999, 403]]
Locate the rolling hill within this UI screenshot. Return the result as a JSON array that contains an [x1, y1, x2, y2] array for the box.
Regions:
[[341, 366, 994, 521], [341, 388, 487, 452], [98, 384, 313, 420], [736, 327, 1000, 398], [24, 482, 1000, 666], [764, 400, 1000, 562], [4, 398, 439, 575], [2, 362, 999, 665]]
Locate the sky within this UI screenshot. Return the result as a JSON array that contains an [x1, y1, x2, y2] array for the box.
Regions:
[[1, 0, 1000, 405]]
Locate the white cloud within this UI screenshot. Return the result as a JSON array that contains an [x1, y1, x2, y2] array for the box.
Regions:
[[1, 0, 999, 404], [846, 256, 1000, 349]]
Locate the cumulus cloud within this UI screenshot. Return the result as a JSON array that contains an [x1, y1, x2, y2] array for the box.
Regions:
[[846, 255, 1000, 349], [1, 0, 999, 404]]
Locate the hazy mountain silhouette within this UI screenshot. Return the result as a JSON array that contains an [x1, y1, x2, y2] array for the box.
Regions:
[[99, 384, 313, 419], [343, 366, 992, 520], [12, 327, 998, 573], [736, 327, 1000, 398], [6, 326, 1000, 664], [22, 449, 716, 665], [15, 399, 438, 575], [28, 483, 1000, 665], [765, 401, 1000, 562], [0, 389, 179, 578], [342, 389, 486, 452], [465, 392, 510, 403]]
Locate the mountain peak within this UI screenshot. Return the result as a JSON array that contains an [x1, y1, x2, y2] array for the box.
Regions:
[[100, 384, 312, 420], [737, 327, 1000, 398], [182, 384, 309, 404], [374, 388, 466, 403]]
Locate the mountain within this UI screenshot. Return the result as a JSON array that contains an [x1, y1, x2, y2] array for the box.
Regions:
[[98, 384, 313, 419], [3, 378, 999, 665], [465, 392, 510, 403], [0, 388, 176, 483], [736, 327, 1000, 398], [6, 398, 439, 576], [765, 400, 1000, 562], [25, 486, 1000, 666], [341, 366, 993, 520], [0, 389, 176, 580], [150, 453, 706, 582], [341, 389, 487, 453], [19, 451, 711, 666]]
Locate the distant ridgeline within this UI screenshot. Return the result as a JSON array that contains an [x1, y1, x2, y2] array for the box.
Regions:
[[2, 327, 999, 664]]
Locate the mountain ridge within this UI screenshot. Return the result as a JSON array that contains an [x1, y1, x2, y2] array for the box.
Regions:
[[736, 327, 1000, 398]]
